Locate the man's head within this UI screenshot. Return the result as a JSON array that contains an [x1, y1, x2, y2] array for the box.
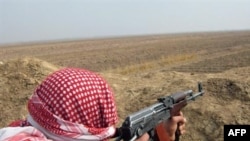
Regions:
[[27, 68, 118, 140]]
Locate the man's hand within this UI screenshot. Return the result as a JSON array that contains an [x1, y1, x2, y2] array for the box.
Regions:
[[163, 111, 186, 141]]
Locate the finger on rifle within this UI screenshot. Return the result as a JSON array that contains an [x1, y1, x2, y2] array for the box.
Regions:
[[178, 121, 186, 135]]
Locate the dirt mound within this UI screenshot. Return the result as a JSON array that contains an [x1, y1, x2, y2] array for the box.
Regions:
[[0, 57, 59, 127], [207, 78, 250, 101], [183, 76, 249, 141], [0, 58, 249, 141]]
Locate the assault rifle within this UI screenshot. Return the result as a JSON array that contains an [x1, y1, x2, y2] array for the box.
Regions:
[[115, 82, 205, 141]]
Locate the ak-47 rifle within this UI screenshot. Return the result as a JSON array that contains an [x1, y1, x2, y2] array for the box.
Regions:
[[115, 82, 205, 141]]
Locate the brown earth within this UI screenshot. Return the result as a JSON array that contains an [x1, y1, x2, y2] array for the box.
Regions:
[[0, 30, 250, 141]]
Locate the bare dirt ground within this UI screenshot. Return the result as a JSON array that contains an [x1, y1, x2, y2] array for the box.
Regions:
[[0, 30, 250, 141]]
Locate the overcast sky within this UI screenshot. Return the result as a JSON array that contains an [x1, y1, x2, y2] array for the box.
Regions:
[[0, 0, 250, 45]]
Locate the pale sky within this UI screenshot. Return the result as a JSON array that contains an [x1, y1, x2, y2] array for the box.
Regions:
[[0, 0, 250, 45]]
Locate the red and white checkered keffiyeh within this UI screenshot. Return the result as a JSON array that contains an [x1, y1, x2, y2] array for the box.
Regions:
[[0, 126, 52, 141], [26, 68, 118, 140]]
